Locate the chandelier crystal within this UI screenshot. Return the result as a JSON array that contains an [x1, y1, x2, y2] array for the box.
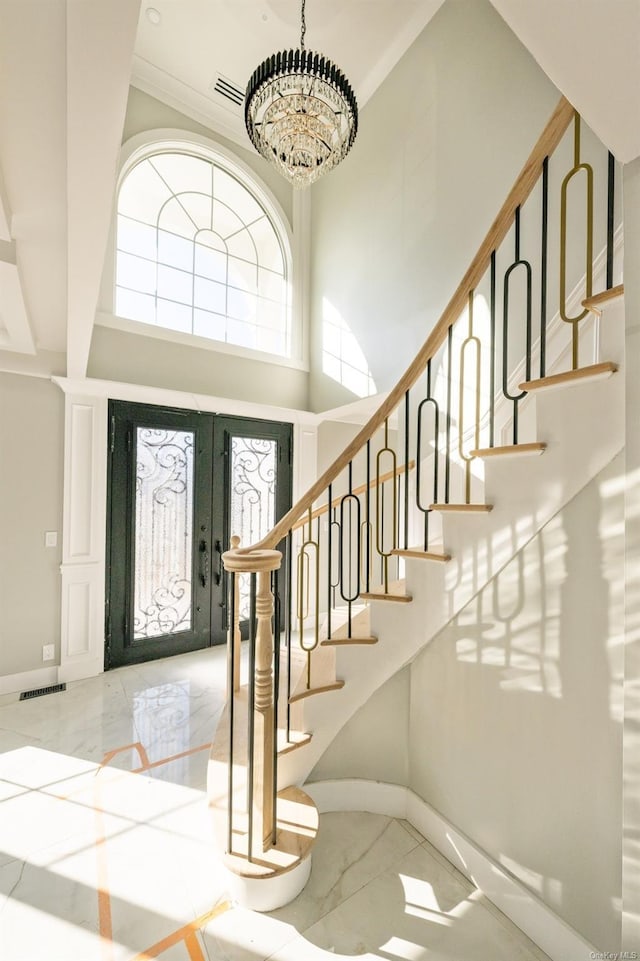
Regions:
[[244, 0, 358, 188]]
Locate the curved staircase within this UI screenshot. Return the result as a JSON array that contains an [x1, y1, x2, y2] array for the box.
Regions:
[[206, 97, 625, 910]]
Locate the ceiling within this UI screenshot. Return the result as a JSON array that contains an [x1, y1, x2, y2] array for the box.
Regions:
[[0, 0, 637, 382], [489, 0, 640, 165], [131, 0, 446, 146]]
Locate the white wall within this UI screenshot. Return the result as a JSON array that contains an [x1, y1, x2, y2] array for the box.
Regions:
[[0, 374, 64, 675], [310, 666, 410, 786], [409, 452, 624, 950], [622, 156, 640, 953], [308, 0, 560, 412], [87, 325, 309, 411]]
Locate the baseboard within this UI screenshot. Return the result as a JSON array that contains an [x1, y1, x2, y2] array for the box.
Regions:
[[305, 778, 407, 818], [58, 656, 103, 684], [304, 778, 596, 961], [0, 665, 59, 696]]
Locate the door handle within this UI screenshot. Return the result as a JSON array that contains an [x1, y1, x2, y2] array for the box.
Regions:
[[214, 539, 223, 585], [199, 539, 209, 587]]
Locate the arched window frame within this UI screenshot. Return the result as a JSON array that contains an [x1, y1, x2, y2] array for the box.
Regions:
[[105, 129, 304, 368]]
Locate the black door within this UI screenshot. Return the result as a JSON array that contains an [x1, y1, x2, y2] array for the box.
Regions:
[[106, 401, 292, 669]]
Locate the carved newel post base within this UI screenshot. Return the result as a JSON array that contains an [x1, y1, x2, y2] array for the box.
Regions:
[[209, 543, 319, 910]]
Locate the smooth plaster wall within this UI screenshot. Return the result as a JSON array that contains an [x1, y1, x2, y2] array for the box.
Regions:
[[409, 452, 624, 950], [308, 0, 560, 412], [310, 665, 410, 786], [622, 156, 640, 951], [0, 374, 63, 676], [87, 326, 309, 410]]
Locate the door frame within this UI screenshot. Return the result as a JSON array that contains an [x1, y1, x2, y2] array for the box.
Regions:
[[53, 377, 318, 684]]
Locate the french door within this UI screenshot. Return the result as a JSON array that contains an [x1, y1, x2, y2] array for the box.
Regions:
[[105, 401, 292, 669]]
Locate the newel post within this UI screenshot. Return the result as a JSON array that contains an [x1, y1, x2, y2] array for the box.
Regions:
[[222, 543, 281, 854]]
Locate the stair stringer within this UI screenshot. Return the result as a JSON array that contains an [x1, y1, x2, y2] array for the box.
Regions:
[[278, 299, 625, 790]]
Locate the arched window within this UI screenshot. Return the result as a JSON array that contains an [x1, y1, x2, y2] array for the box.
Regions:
[[115, 147, 291, 357]]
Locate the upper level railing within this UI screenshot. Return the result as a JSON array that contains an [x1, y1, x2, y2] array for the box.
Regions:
[[219, 95, 622, 862]]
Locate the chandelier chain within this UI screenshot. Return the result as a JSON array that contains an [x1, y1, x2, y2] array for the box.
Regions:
[[300, 0, 306, 51]]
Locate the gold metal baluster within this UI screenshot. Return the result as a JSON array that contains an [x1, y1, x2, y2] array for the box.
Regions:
[[458, 291, 482, 503], [376, 419, 397, 594], [560, 111, 594, 370], [297, 506, 320, 689]]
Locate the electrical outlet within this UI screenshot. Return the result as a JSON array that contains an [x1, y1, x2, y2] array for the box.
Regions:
[[42, 644, 55, 662], [45, 531, 57, 548]]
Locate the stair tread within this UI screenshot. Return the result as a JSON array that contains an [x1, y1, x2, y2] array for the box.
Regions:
[[582, 284, 624, 310], [430, 503, 493, 513], [519, 361, 618, 393], [321, 636, 378, 646], [391, 548, 451, 561], [277, 730, 312, 755], [289, 680, 345, 704], [470, 442, 546, 458], [323, 605, 370, 640], [211, 782, 319, 879], [360, 590, 413, 603]]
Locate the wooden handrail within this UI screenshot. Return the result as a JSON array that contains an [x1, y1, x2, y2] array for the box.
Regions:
[[291, 460, 415, 532], [250, 96, 575, 553]]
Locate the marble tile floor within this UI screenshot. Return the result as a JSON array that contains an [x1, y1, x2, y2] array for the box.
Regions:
[[0, 647, 551, 961]]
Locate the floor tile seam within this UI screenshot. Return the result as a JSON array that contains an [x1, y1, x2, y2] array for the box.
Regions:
[[117, 673, 140, 746], [415, 835, 477, 889], [0, 812, 118, 866], [290, 818, 423, 937], [261, 917, 314, 961], [297, 821, 474, 936], [129, 898, 232, 960], [324, 816, 406, 897], [0, 854, 24, 872], [396, 818, 428, 849], [0, 858, 26, 917], [173, 835, 230, 928], [468, 890, 551, 958], [0, 723, 45, 740]]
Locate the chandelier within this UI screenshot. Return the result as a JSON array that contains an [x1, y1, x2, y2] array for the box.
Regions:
[[244, 0, 358, 188]]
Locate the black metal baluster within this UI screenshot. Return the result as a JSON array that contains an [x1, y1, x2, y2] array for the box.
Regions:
[[404, 390, 410, 550], [327, 483, 333, 640], [271, 568, 280, 846], [607, 151, 615, 290], [489, 250, 496, 448], [226, 570, 236, 854], [285, 529, 292, 742], [365, 440, 371, 592], [247, 572, 257, 861], [445, 326, 452, 503], [540, 156, 549, 378]]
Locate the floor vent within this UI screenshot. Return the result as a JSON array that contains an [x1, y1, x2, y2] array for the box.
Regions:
[[19, 683, 66, 701], [211, 75, 244, 107]]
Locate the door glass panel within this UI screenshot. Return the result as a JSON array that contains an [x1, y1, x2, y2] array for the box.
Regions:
[[134, 428, 194, 639], [229, 437, 277, 618]]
